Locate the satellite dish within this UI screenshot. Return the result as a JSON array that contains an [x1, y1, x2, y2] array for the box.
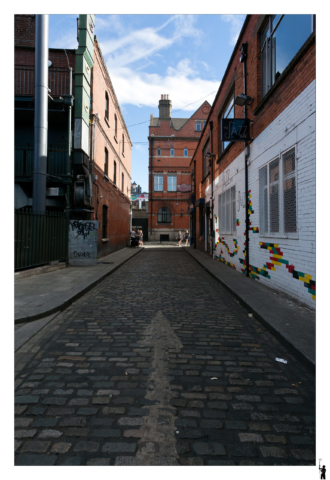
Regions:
[[48, 60, 52, 68]]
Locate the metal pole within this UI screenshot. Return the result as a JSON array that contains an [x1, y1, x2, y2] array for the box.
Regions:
[[242, 44, 250, 278], [33, 15, 49, 213], [65, 67, 72, 266]]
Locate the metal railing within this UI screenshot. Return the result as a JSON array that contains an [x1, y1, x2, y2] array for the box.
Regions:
[[15, 65, 72, 97], [15, 209, 67, 271], [15, 146, 67, 176]]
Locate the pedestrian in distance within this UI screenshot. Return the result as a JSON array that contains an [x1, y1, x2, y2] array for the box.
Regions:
[[135, 229, 140, 247], [130, 229, 136, 248], [185, 230, 189, 246], [139, 229, 143, 247], [177, 231, 182, 247]]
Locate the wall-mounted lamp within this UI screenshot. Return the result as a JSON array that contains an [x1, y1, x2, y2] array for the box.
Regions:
[[234, 94, 254, 107], [132, 181, 137, 189], [100, 194, 103, 199]]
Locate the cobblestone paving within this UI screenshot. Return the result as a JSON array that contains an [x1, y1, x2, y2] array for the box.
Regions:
[[15, 249, 315, 466]]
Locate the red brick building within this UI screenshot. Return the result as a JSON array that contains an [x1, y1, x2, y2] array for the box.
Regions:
[[148, 95, 211, 242], [191, 15, 316, 308], [90, 38, 132, 256]]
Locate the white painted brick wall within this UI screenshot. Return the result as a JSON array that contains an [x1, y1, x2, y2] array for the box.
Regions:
[[210, 80, 316, 309]]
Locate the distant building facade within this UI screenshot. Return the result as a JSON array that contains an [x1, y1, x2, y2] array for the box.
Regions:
[[148, 94, 211, 242]]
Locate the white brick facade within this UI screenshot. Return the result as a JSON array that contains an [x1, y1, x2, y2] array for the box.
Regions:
[[207, 80, 316, 308]]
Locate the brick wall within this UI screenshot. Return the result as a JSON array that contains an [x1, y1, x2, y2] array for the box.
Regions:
[[193, 14, 316, 308], [91, 39, 132, 255], [148, 100, 210, 241], [15, 15, 35, 47]]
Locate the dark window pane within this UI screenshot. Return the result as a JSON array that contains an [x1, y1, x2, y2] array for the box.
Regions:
[[272, 15, 312, 83], [269, 159, 279, 233], [283, 148, 296, 233]]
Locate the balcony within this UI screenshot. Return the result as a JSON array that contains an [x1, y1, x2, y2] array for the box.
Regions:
[[15, 65, 72, 97], [15, 146, 68, 177]]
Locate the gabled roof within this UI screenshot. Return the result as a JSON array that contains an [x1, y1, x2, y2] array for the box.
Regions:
[[150, 100, 211, 131]]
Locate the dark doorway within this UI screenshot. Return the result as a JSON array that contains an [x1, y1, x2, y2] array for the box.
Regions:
[[160, 234, 169, 242], [132, 217, 148, 241]]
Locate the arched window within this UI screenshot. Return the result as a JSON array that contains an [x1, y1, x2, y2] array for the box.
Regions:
[[122, 133, 124, 154], [157, 147, 161, 156], [184, 148, 188, 157], [170, 148, 174, 156], [114, 114, 118, 138], [105, 92, 109, 120], [158, 207, 171, 224]]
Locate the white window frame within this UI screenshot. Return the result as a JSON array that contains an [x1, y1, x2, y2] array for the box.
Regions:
[[259, 146, 298, 239], [154, 175, 163, 191], [220, 92, 235, 153], [218, 185, 236, 235], [168, 175, 177, 192]]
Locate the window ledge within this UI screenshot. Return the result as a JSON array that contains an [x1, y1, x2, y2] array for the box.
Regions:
[[104, 117, 110, 128], [102, 238, 109, 243], [114, 136, 118, 144], [259, 234, 299, 240], [253, 32, 315, 116], [122, 152, 125, 158], [103, 174, 110, 181]]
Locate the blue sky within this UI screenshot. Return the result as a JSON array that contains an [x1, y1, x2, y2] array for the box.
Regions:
[[49, 14, 246, 192]]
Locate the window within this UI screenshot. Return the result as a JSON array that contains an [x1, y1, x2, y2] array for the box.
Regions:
[[259, 146, 297, 236], [122, 133, 124, 154], [261, 15, 314, 98], [203, 122, 206, 129], [220, 92, 234, 153], [113, 160, 117, 185], [104, 148, 108, 176], [170, 148, 174, 156], [114, 114, 117, 138], [102, 205, 108, 238], [122, 173, 124, 192], [157, 147, 161, 156], [168, 175, 176, 192], [184, 148, 188, 157], [105, 92, 109, 121], [154, 175, 163, 191], [203, 140, 210, 178], [157, 207, 171, 223], [218, 186, 236, 234], [196, 121, 201, 131]]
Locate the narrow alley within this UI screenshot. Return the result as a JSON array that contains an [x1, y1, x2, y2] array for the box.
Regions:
[[15, 248, 315, 466]]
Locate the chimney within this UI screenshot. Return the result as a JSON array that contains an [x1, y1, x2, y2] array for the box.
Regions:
[[158, 94, 172, 121]]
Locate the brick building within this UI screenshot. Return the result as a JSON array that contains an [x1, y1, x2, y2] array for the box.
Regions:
[[90, 38, 132, 256], [148, 95, 210, 242], [191, 15, 315, 308]]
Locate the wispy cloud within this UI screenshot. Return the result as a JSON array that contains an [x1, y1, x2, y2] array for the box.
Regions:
[[107, 62, 218, 111], [221, 15, 246, 46]]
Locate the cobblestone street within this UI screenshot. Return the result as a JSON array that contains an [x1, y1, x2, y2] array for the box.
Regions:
[[15, 248, 315, 466]]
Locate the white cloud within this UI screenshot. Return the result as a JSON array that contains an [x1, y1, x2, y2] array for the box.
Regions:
[[221, 15, 246, 46], [108, 63, 219, 111]]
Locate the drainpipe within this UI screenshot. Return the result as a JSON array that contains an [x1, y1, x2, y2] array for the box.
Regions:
[[65, 67, 73, 265], [209, 121, 214, 258], [242, 42, 250, 278], [194, 159, 196, 249], [33, 14, 49, 213], [150, 136, 154, 237]]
